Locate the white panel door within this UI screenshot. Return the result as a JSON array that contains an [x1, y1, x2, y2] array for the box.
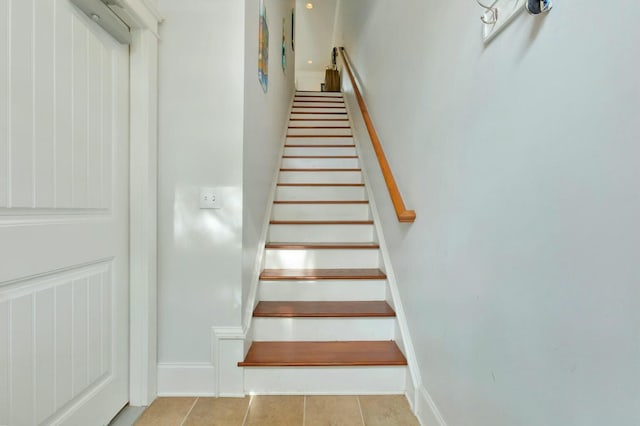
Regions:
[[0, 1, 130, 425]]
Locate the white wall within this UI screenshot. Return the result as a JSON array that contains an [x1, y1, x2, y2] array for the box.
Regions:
[[242, 0, 296, 327], [338, 2, 640, 425], [294, 0, 337, 90], [157, 0, 245, 367], [157, 0, 295, 393], [295, 70, 325, 92]]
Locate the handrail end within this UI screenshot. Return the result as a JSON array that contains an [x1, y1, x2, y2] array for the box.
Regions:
[[340, 46, 416, 225], [398, 210, 416, 223]]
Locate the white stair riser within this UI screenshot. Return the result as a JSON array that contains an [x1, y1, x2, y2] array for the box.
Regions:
[[279, 171, 362, 184], [275, 186, 366, 201], [268, 224, 374, 243], [290, 113, 347, 120], [271, 203, 369, 221], [293, 102, 345, 108], [292, 108, 347, 114], [253, 318, 395, 341], [263, 248, 379, 269], [285, 137, 354, 146], [288, 120, 349, 127], [294, 97, 344, 103], [281, 157, 359, 169], [283, 147, 356, 156], [295, 92, 342, 97], [258, 280, 386, 301], [244, 367, 407, 394], [287, 128, 352, 136]]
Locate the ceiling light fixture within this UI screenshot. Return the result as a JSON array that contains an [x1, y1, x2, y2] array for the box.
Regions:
[[306, 3, 313, 9], [307, 60, 313, 64]]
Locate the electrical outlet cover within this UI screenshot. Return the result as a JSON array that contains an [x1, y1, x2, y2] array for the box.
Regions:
[[200, 187, 221, 209], [481, 0, 526, 43]]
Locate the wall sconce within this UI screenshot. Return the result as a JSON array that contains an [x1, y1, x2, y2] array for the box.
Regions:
[[526, 0, 553, 14]]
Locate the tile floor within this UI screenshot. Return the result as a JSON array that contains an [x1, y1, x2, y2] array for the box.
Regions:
[[134, 395, 420, 426]]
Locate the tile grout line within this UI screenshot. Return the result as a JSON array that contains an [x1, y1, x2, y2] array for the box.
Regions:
[[179, 397, 199, 426], [241, 395, 254, 426], [302, 395, 306, 426], [357, 396, 366, 426]]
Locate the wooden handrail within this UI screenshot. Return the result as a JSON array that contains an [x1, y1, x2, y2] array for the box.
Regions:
[[338, 47, 416, 223]]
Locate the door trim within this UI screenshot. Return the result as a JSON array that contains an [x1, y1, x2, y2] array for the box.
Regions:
[[123, 0, 162, 407]]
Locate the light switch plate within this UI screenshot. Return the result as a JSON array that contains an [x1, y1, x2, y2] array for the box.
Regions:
[[199, 187, 221, 209], [482, 0, 526, 43]]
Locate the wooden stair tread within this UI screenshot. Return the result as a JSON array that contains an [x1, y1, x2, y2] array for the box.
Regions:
[[282, 156, 358, 158], [288, 126, 351, 129], [295, 93, 343, 97], [277, 183, 365, 187], [273, 200, 368, 204], [260, 268, 386, 280], [238, 341, 407, 367], [280, 168, 361, 172], [287, 134, 353, 138], [294, 101, 345, 104], [290, 112, 348, 115], [289, 118, 349, 121], [293, 95, 344, 103], [253, 301, 395, 318], [269, 220, 373, 225], [285, 144, 356, 148], [265, 242, 379, 249], [293, 106, 346, 109]]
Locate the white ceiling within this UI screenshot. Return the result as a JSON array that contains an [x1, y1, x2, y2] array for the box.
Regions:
[[294, 0, 338, 72]]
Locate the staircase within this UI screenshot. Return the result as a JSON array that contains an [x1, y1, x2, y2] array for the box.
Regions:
[[239, 91, 409, 394]]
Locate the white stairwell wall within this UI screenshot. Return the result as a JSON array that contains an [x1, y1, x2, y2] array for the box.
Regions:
[[336, 1, 640, 425], [156, 0, 295, 396]]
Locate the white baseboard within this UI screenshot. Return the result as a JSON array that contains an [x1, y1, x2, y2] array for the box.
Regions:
[[415, 384, 447, 426], [157, 363, 216, 396], [405, 369, 417, 411]]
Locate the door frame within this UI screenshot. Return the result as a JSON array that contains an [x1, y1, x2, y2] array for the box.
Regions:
[[121, 0, 162, 407]]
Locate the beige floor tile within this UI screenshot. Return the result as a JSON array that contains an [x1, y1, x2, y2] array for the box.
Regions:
[[358, 395, 419, 426], [305, 395, 364, 426], [244, 395, 304, 426], [183, 397, 250, 426], [134, 397, 197, 426]]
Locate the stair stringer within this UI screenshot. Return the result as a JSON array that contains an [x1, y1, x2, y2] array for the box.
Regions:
[[341, 93, 447, 425], [241, 90, 297, 336], [211, 91, 295, 397]]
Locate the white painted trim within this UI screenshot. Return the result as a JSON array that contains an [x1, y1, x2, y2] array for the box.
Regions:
[[241, 90, 297, 331], [49, 376, 115, 425], [157, 363, 216, 397], [404, 368, 417, 411], [415, 385, 448, 426], [341, 86, 429, 417], [212, 327, 247, 397], [125, 0, 161, 408], [119, 0, 162, 37]]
